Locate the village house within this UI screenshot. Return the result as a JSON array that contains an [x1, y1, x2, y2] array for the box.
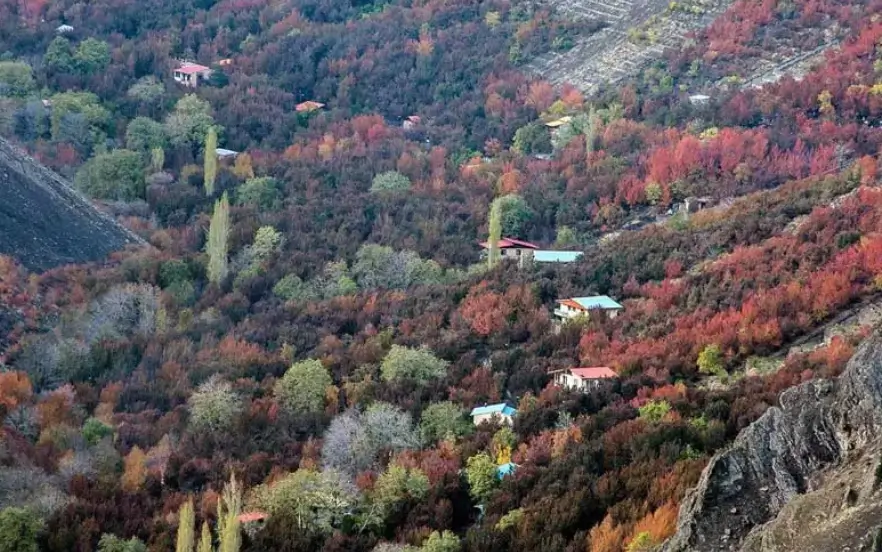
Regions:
[[470, 403, 517, 426], [554, 295, 623, 321], [496, 462, 517, 479], [215, 148, 239, 161], [551, 366, 618, 392], [296, 100, 325, 113], [173, 62, 212, 88], [56, 24, 74, 34], [688, 94, 711, 105], [479, 237, 539, 260], [544, 116, 572, 129], [529, 250, 583, 264], [402, 115, 421, 130]]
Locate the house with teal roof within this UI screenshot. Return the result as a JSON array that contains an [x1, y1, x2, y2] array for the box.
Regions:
[[554, 295, 623, 321], [470, 403, 517, 426]]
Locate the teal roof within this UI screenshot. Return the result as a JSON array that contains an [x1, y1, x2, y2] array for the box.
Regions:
[[496, 462, 517, 479], [534, 250, 583, 263], [470, 403, 517, 417], [572, 296, 623, 310]]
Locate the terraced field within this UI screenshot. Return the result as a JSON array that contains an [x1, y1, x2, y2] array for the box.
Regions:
[[529, 0, 733, 90]]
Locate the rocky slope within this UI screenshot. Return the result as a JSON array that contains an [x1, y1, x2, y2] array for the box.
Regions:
[[0, 137, 143, 272], [662, 331, 882, 552]]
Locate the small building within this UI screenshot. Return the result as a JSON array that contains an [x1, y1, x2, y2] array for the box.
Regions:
[[218, 58, 233, 67], [551, 366, 618, 392], [215, 148, 239, 160], [530, 250, 583, 264], [688, 94, 711, 105], [544, 116, 572, 129], [681, 196, 714, 214], [56, 24, 74, 34], [479, 237, 539, 260], [496, 462, 517, 479], [296, 100, 325, 113], [173, 62, 212, 88], [403, 115, 421, 130], [470, 403, 517, 426], [554, 296, 623, 321]]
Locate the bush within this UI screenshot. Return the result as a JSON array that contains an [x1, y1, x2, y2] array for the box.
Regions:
[[370, 171, 411, 194], [274, 359, 332, 415], [380, 345, 448, 383], [236, 177, 281, 209]]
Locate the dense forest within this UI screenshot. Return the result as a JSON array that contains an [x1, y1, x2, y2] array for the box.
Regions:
[[1, 0, 882, 550]]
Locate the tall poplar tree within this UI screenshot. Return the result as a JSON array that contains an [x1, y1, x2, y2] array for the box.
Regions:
[[197, 523, 212, 552], [176, 499, 195, 552], [206, 193, 230, 285], [217, 474, 242, 552], [204, 126, 218, 196], [487, 197, 502, 268]]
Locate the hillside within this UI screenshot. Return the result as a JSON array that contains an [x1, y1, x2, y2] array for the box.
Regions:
[[1, 0, 882, 551], [662, 329, 882, 552], [0, 137, 142, 271]]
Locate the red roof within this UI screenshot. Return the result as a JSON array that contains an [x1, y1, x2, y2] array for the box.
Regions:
[[479, 237, 539, 249], [296, 101, 325, 112], [176, 63, 210, 75], [238, 511, 268, 523], [570, 367, 618, 380]]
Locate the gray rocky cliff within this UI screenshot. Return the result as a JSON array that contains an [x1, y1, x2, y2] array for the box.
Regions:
[[662, 332, 882, 552]]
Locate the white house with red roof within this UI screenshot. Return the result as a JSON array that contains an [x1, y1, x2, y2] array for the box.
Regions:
[[551, 367, 618, 391], [173, 62, 212, 88], [479, 236, 539, 260]]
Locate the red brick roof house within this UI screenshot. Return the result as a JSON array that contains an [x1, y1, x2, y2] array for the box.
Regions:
[[173, 62, 212, 88], [296, 100, 325, 113], [550, 367, 618, 391], [479, 237, 539, 261]]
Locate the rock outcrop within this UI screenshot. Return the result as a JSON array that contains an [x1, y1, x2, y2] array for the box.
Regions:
[[0, 137, 143, 271], [662, 331, 882, 552]]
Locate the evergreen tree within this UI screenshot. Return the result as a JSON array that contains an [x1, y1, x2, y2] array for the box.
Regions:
[[176, 500, 195, 552], [204, 127, 218, 196], [206, 193, 230, 285], [487, 198, 502, 269]]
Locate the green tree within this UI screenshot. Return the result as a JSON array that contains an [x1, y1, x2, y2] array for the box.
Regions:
[[73, 38, 111, 73], [188, 376, 241, 433], [150, 147, 165, 173], [496, 194, 532, 236], [273, 274, 313, 301], [127, 77, 165, 106], [512, 122, 551, 155], [554, 225, 578, 247], [176, 500, 195, 552], [372, 465, 429, 516], [421, 530, 460, 552], [45, 37, 74, 72], [419, 401, 470, 443], [250, 470, 355, 534], [495, 508, 524, 531], [74, 149, 145, 201], [274, 359, 332, 415], [82, 417, 113, 446], [204, 126, 218, 196], [235, 176, 281, 210], [380, 345, 448, 383], [96, 534, 148, 552], [314, 261, 358, 299], [206, 193, 230, 285], [697, 344, 725, 376], [638, 400, 671, 423], [49, 91, 109, 141], [465, 453, 497, 503], [0, 507, 42, 552], [126, 117, 167, 156], [0, 61, 35, 97], [165, 94, 216, 154], [487, 197, 502, 268], [197, 523, 212, 552], [217, 475, 242, 552], [370, 171, 411, 194]]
